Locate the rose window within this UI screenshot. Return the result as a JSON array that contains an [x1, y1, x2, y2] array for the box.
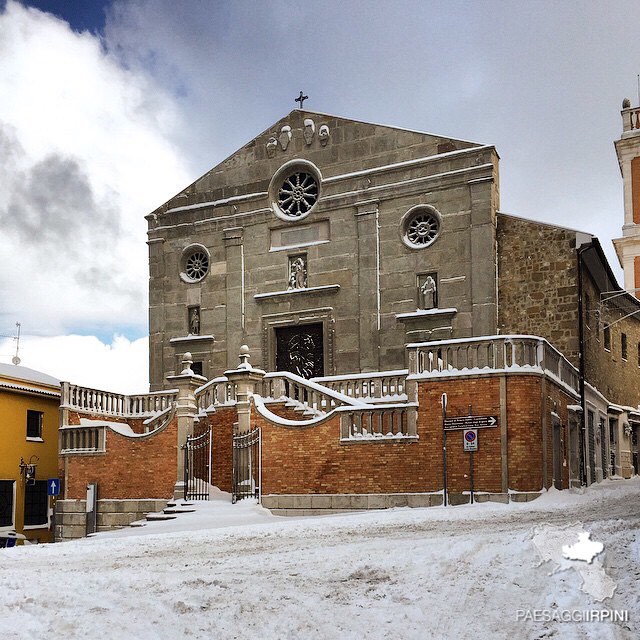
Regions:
[[402, 207, 441, 249], [277, 171, 318, 218], [180, 244, 211, 283]]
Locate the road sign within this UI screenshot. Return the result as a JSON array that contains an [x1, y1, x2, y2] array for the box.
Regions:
[[47, 478, 60, 496], [463, 429, 478, 452], [443, 415, 498, 431]]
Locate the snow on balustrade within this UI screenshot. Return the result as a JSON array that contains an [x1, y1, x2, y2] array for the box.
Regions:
[[406, 335, 579, 394], [61, 382, 178, 417], [195, 376, 237, 412], [339, 404, 418, 441], [312, 370, 408, 403], [59, 424, 105, 454], [622, 105, 640, 132], [261, 371, 366, 415]]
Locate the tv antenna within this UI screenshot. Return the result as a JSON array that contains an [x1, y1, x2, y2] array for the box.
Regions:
[[12, 322, 21, 365]]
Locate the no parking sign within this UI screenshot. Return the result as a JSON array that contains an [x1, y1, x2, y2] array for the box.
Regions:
[[463, 429, 478, 452]]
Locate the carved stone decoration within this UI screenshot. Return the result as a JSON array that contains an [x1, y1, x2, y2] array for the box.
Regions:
[[189, 306, 201, 335], [303, 118, 315, 145], [275, 323, 324, 378], [318, 124, 330, 146], [286, 333, 317, 378], [266, 137, 278, 158], [278, 125, 292, 151], [288, 254, 307, 290], [419, 274, 437, 310]]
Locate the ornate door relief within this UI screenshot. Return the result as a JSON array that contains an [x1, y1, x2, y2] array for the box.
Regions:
[[275, 324, 324, 378], [262, 307, 335, 376]]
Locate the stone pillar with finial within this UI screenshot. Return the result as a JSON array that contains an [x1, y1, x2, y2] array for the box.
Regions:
[[165, 352, 207, 498], [225, 345, 265, 434]]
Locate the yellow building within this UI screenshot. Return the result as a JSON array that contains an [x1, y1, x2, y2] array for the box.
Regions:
[[0, 363, 60, 544]]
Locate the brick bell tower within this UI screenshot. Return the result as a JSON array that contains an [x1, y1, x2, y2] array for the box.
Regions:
[[613, 98, 640, 296]]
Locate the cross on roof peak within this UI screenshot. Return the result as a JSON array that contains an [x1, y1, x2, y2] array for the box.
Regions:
[[295, 91, 308, 109]]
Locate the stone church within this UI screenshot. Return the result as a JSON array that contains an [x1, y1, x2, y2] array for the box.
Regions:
[[55, 103, 640, 538], [146, 109, 500, 385]]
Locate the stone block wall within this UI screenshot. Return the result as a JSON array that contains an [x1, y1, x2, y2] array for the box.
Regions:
[[582, 271, 640, 408], [497, 214, 580, 366], [55, 499, 168, 541]]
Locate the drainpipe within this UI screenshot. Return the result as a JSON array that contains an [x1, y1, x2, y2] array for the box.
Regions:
[[577, 243, 589, 486]]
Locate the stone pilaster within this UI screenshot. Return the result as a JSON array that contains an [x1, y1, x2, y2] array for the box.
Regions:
[[224, 227, 244, 369], [468, 177, 498, 336], [355, 200, 380, 372]]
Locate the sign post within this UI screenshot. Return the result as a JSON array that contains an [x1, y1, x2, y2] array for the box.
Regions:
[[47, 478, 60, 542], [441, 393, 448, 507], [463, 429, 477, 504]]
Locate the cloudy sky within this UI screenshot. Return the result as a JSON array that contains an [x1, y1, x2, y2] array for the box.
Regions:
[[0, 0, 638, 392]]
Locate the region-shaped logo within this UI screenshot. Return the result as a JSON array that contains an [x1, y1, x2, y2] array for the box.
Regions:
[[532, 523, 616, 601]]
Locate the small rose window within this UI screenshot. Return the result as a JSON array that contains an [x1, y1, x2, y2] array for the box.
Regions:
[[180, 244, 210, 283], [401, 206, 442, 249]]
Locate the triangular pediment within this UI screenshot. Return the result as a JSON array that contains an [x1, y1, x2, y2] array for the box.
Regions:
[[152, 110, 485, 215]]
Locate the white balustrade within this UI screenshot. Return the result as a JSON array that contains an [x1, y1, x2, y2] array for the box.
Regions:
[[195, 376, 237, 412], [61, 382, 178, 417], [59, 425, 105, 454], [261, 371, 365, 415], [340, 404, 417, 440], [406, 335, 579, 394], [312, 370, 408, 402]]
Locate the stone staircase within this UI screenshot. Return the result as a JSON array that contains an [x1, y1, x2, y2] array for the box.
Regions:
[[129, 500, 196, 528]]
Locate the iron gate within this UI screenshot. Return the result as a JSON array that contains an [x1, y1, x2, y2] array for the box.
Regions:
[[232, 428, 261, 503], [183, 428, 212, 501]]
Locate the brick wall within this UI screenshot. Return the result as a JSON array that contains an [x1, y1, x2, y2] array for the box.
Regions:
[[255, 373, 574, 496], [62, 416, 178, 500], [497, 214, 579, 366]]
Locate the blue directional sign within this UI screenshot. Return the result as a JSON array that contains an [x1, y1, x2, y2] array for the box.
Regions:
[[47, 478, 61, 496]]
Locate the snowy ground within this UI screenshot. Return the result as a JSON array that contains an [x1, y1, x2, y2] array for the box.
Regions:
[[1, 480, 639, 640]]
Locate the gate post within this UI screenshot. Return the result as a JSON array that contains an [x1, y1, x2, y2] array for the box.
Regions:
[[225, 345, 265, 434], [166, 352, 207, 498]]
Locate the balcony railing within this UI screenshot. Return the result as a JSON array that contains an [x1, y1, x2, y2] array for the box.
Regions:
[[622, 106, 640, 133], [406, 335, 579, 394]]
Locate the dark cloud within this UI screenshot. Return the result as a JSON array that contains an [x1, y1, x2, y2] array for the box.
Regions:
[[2, 148, 120, 251]]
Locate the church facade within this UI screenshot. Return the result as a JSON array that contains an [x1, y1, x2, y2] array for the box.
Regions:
[[147, 110, 500, 386]]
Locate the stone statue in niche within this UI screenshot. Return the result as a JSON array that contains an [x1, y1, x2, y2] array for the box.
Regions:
[[189, 307, 201, 335], [278, 125, 292, 151], [318, 124, 330, 146], [303, 118, 315, 145], [288, 255, 307, 290], [419, 275, 437, 310], [266, 137, 278, 158]]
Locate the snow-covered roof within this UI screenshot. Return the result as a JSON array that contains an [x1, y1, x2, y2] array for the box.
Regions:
[[0, 362, 60, 388]]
